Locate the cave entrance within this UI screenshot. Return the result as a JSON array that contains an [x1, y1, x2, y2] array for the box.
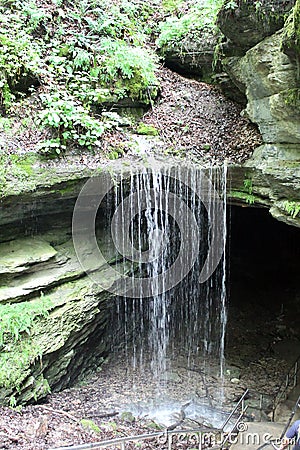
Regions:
[[226, 205, 300, 397]]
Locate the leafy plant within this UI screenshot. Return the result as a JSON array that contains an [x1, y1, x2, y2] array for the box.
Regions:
[[9, 395, 17, 408], [283, 200, 300, 218], [224, 0, 238, 10], [38, 92, 105, 154], [0, 151, 38, 197], [96, 38, 158, 101], [230, 190, 256, 204], [0, 294, 52, 346], [243, 178, 253, 194], [0, 11, 41, 109], [230, 176, 256, 204], [157, 0, 223, 48], [0, 339, 43, 391], [22, 2, 48, 33], [80, 419, 101, 433]]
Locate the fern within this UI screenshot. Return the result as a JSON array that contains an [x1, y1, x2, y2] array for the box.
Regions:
[[283, 201, 300, 219], [0, 294, 52, 346], [73, 48, 93, 70]]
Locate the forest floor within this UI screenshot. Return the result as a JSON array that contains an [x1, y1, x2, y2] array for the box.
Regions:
[[1, 67, 262, 169], [141, 67, 262, 164]]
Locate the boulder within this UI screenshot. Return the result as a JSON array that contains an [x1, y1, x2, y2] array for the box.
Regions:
[[228, 144, 300, 227]]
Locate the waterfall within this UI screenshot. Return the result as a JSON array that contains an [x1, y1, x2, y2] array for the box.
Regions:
[[93, 161, 228, 383]]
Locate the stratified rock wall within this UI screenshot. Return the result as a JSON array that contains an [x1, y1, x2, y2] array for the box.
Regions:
[[219, 2, 300, 227], [0, 169, 127, 405], [224, 32, 299, 144]]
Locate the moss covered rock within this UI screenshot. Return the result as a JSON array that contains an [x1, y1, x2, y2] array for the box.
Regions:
[[282, 0, 300, 60], [0, 229, 125, 405]]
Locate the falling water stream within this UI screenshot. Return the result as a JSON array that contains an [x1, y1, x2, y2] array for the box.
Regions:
[[100, 160, 228, 426]]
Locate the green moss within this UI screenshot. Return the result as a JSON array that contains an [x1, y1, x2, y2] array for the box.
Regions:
[[0, 152, 39, 196], [282, 0, 300, 58], [283, 88, 300, 111], [136, 122, 159, 136], [0, 337, 50, 405], [113, 68, 158, 104], [55, 179, 84, 196], [120, 411, 135, 423], [9, 153, 38, 175], [0, 293, 53, 401]]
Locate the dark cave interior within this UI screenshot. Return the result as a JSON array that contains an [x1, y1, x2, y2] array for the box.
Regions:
[[227, 205, 300, 365]]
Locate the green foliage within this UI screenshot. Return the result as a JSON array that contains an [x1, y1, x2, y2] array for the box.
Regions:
[[243, 177, 253, 194], [224, 1, 238, 10], [282, 0, 300, 58], [9, 395, 17, 408], [230, 177, 256, 204], [230, 190, 256, 205], [0, 294, 52, 395], [22, 2, 49, 33], [97, 38, 158, 100], [162, 0, 184, 14], [38, 93, 105, 155], [0, 0, 159, 155], [283, 88, 300, 110], [283, 200, 300, 218], [0, 117, 12, 131], [0, 151, 38, 196], [0, 339, 41, 390], [0, 10, 41, 109], [0, 294, 52, 346], [157, 0, 223, 48]]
